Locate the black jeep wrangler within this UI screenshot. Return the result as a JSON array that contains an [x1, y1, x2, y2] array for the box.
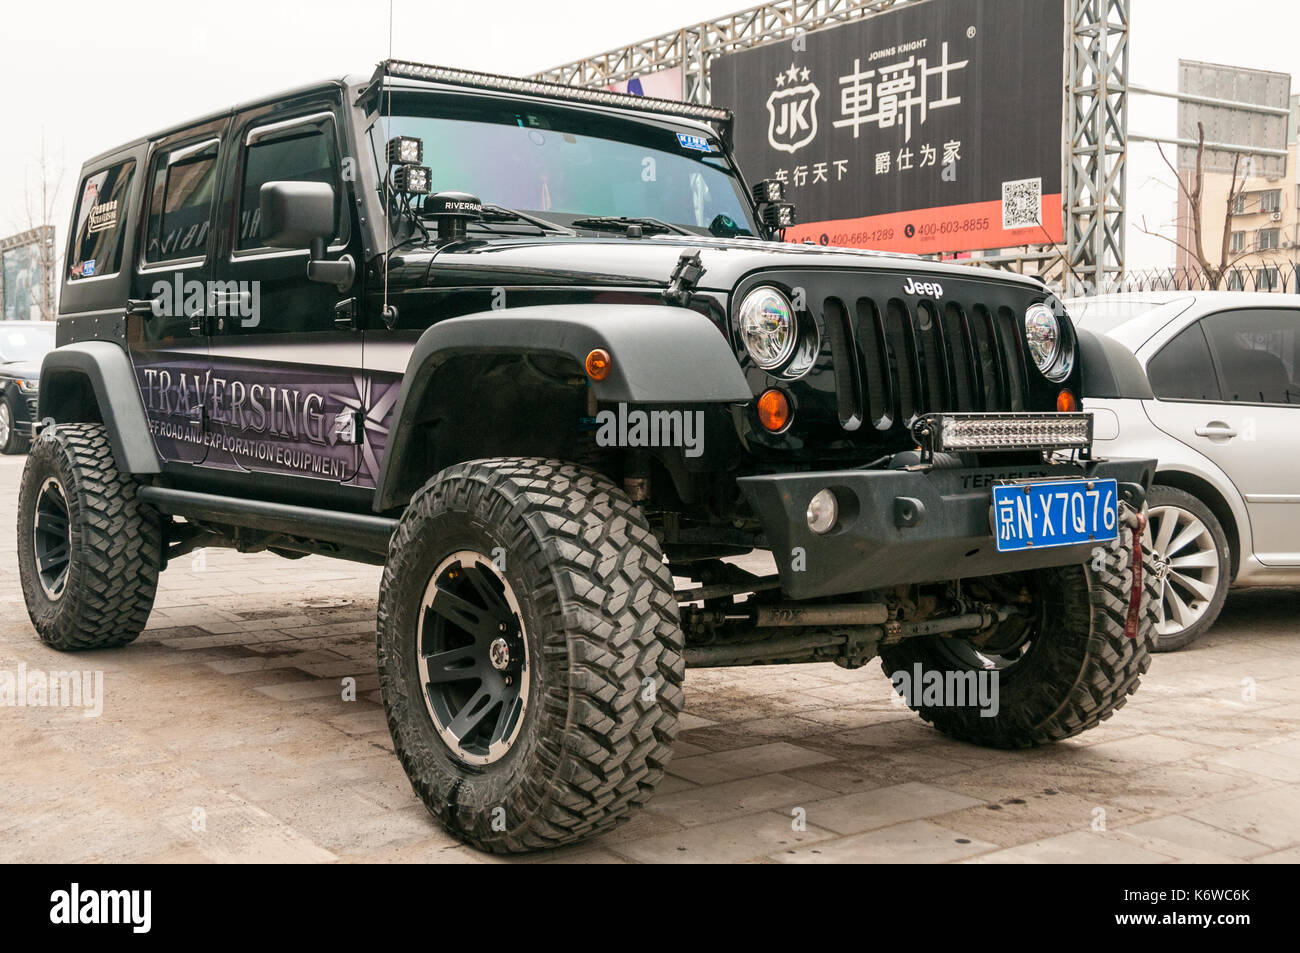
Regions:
[[20, 61, 1157, 852]]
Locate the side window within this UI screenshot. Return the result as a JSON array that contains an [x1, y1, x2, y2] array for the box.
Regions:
[[67, 160, 135, 280], [237, 115, 341, 250], [1203, 309, 1300, 405], [144, 139, 219, 264], [1148, 323, 1221, 401]]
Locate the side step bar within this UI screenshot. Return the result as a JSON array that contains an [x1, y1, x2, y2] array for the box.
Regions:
[[137, 486, 398, 555]]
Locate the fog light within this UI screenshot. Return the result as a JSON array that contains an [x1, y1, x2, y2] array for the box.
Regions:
[[807, 489, 838, 534]]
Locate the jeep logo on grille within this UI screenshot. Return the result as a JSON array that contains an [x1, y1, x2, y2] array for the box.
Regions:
[[902, 277, 944, 298]]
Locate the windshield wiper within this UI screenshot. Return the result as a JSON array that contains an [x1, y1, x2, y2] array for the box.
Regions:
[[570, 216, 692, 237], [475, 205, 576, 235]]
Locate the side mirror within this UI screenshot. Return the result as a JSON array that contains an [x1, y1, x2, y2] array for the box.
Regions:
[[260, 181, 335, 248], [259, 181, 354, 291]]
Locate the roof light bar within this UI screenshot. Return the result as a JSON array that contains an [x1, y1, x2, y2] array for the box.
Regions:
[[377, 60, 734, 126], [914, 413, 1093, 455]]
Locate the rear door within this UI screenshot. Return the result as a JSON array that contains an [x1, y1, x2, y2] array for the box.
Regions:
[[128, 120, 228, 465], [1144, 307, 1300, 565], [204, 95, 366, 486]]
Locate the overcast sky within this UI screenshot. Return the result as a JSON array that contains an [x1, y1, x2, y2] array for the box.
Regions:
[[1, 0, 1296, 269]]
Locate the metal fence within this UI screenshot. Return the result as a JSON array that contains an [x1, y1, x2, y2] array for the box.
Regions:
[[969, 255, 1300, 299], [1100, 262, 1300, 295]]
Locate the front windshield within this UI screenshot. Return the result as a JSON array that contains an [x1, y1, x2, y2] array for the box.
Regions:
[[0, 324, 55, 363], [369, 92, 758, 238]]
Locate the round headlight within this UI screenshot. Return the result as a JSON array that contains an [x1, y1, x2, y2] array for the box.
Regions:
[[737, 287, 796, 370], [1024, 304, 1061, 374]]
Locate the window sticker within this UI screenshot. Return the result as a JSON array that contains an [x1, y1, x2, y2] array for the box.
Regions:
[[87, 199, 119, 234], [68, 160, 134, 281]]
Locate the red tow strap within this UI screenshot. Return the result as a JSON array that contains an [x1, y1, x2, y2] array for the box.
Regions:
[[1124, 511, 1146, 639]]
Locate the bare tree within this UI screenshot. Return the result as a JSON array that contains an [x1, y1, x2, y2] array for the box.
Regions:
[[18, 135, 63, 321], [1137, 121, 1257, 289]]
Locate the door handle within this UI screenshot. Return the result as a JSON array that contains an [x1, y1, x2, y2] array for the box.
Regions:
[[188, 310, 207, 337], [208, 290, 251, 312], [125, 297, 161, 316], [1195, 423, 1237, 438]]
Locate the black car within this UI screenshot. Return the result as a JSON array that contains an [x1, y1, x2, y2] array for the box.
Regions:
[[20, 61, 1157, 852], [0, 321, 55, 454]]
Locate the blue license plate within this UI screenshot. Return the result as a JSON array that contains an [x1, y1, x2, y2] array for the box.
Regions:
[[992, 479, 1119, 553]]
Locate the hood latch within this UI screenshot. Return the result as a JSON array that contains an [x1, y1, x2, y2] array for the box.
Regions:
[[662, 251, 706, 307]]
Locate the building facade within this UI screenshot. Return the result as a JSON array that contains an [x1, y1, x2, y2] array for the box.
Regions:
[[1175, 94, 1300, 290]]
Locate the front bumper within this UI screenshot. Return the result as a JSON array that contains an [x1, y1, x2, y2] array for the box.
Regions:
[[738, 457, 1155, 600]]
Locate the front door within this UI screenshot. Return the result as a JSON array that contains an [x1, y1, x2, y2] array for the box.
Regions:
[[204, 100, 366, 486]]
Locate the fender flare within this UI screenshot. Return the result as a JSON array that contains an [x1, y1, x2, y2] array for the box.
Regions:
[[38, 341, 160, 475], [373, 304, 752, 511], [1078, 329, 1154, 400]]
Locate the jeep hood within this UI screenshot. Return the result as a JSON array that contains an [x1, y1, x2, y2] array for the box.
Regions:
[[401, 235, 1047, 295]]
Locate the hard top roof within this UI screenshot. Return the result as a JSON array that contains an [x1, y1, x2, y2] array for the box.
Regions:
[[80, 61, 733, 169]]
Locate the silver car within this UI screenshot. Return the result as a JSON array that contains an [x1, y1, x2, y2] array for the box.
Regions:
[[1067, 291, 1300, 649]]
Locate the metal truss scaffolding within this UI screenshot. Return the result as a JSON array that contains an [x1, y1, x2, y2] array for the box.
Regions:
[[533, 0, 912, 105], [536, 0, 1131, 281], [1066, 0, 1129, 290]]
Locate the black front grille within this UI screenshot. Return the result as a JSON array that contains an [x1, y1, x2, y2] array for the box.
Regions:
[[734, 269, 1060, 453], [821, 298, 862, 430], [820, 288, 1029, 431]]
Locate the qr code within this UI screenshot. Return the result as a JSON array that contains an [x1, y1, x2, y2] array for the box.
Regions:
[[1002, 177, 1043, 230]]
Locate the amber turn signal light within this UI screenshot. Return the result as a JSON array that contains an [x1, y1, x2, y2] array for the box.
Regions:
[[585, 349, 612, 381], [757, 389, 791, 432], [1056, 389, 1078, 413]]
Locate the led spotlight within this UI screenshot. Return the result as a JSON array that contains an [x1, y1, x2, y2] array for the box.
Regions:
[[392, 164, 432, 195], [386, 136, 424, 165]]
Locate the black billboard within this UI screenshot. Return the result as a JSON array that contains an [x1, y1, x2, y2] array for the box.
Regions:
[[710, 0, 1065, 254]]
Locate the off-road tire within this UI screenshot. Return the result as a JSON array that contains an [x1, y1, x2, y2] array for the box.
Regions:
[[1146, 485, 1230, 653], [0, 393, 30, 455], [377, 457, 684, 852], [17, 423, 161, 650], [880, 522, 1158, 747]]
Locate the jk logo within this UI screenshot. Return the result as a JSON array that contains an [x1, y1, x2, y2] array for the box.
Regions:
[[767, 76, 821, 154]]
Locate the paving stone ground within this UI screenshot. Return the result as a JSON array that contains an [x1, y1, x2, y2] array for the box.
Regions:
[[3, 451, 1300, 863]]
